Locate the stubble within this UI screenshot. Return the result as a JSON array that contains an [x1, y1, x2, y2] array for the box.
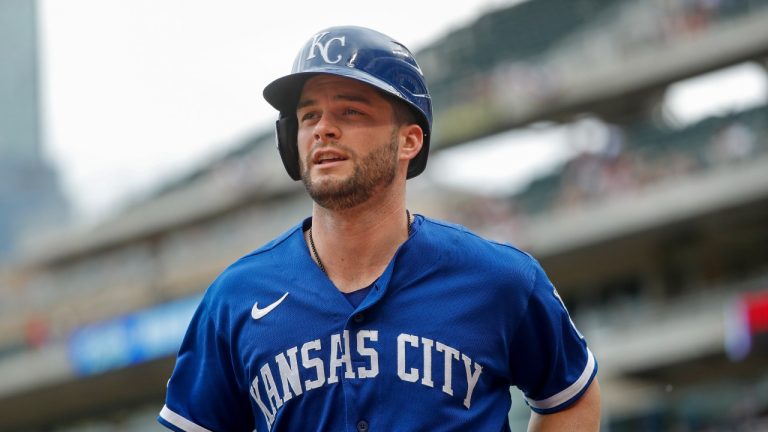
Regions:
[[302, 129, 399, 210]]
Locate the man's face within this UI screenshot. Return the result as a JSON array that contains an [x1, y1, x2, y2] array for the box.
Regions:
[[296, 75, 401, 210]]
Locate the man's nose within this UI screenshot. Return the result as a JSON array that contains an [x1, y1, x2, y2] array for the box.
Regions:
[[313, 114, 341, 142]]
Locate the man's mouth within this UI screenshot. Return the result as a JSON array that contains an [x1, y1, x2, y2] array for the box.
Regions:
[[313, 150, 349, 165], [317, 155, 347, 164]]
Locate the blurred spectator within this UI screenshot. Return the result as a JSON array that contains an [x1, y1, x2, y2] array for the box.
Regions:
[[447, 194, 524, 242], [708, 120, 756, 165], [557, 122, 647, 210], [24, 314, 49, 349], [558, 151, 604, 210]]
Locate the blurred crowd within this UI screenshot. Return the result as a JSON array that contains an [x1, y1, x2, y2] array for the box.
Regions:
[[448, 104, 768, 239]]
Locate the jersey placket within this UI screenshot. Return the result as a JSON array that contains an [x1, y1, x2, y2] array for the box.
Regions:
[[339, 247, 399, 431]]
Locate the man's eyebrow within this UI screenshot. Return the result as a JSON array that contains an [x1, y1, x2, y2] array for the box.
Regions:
[[296, 98, 315, 111], [334, 93, 372, 104], [296, 93, 372, 111]]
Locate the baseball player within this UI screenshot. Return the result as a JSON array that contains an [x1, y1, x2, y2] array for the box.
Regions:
[[158, 25, 600, 431]]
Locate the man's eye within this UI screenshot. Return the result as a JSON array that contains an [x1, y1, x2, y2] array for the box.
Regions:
[[300, 112, 318, 121], [343, 108, 362, 116]]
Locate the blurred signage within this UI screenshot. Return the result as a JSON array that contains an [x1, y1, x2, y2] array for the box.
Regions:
[[725, 289, 768, 361], [743, 291, 768, 334], [67, 295, 202, 376]]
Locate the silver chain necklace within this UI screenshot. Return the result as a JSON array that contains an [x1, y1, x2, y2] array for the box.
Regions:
[[308, 210, 413, 276]]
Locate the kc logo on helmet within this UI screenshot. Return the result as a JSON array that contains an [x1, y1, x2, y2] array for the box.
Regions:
[[307, 32, 346, 64]]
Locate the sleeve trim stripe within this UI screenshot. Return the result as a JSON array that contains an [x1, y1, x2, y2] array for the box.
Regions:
[[159, 405, 214, 432], [525, 348, 596, 410]]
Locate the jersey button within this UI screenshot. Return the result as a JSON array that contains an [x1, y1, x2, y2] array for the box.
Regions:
[[356, 420, 369, 432], [353, 313, 364, 323]]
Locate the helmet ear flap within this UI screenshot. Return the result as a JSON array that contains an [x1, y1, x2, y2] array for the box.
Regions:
[[276, 115, 301, 181]]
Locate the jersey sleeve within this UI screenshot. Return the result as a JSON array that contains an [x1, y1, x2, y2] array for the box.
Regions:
[[158, 288, 254, 432], [510, 259, 597, 414]]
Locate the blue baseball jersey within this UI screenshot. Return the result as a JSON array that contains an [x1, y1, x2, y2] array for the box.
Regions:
[[159, 215, 597, 431]]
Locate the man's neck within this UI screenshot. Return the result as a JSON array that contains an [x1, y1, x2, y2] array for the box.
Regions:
[[308, 196, 411, 293]]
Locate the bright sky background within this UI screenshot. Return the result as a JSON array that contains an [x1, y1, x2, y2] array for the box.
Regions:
[[38, 0, 768, 224], [38, 0, 519, 223]]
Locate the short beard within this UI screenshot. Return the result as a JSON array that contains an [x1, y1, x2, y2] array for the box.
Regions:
[[302, 129, 399, 211]]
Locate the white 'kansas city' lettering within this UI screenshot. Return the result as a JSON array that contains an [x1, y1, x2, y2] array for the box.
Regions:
[[250, 330, 483, 427]]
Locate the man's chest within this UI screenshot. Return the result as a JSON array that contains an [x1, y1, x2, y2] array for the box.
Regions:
[[236, 279, 520, 421]]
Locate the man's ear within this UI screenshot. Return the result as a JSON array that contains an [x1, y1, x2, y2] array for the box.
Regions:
[[399, 123, 424, 162]]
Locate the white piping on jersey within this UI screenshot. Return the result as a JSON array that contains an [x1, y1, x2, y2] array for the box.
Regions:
[[524, 348, 596, 410], [160, 405, 213, 432]]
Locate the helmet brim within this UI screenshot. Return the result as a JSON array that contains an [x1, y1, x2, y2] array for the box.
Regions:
[[263, 67, 403, 115]]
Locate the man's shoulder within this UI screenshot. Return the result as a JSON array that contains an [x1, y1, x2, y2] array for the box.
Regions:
[[413, 216, 542, 299], [211, 221, 305, 288], [419, 216, 533, 262], [239, 221, 305, 262]]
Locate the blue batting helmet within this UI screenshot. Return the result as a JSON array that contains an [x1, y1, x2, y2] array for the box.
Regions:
[[263, 26, 433, 180]]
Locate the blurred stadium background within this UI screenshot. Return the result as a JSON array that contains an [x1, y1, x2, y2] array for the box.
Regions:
[[2, 0, 768, 430]]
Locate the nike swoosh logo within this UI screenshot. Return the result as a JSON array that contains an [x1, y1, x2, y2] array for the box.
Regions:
[[251, 292, 289, 320]]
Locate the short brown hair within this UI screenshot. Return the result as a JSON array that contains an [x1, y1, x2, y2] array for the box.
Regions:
[[379, 90, 418, 127]]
